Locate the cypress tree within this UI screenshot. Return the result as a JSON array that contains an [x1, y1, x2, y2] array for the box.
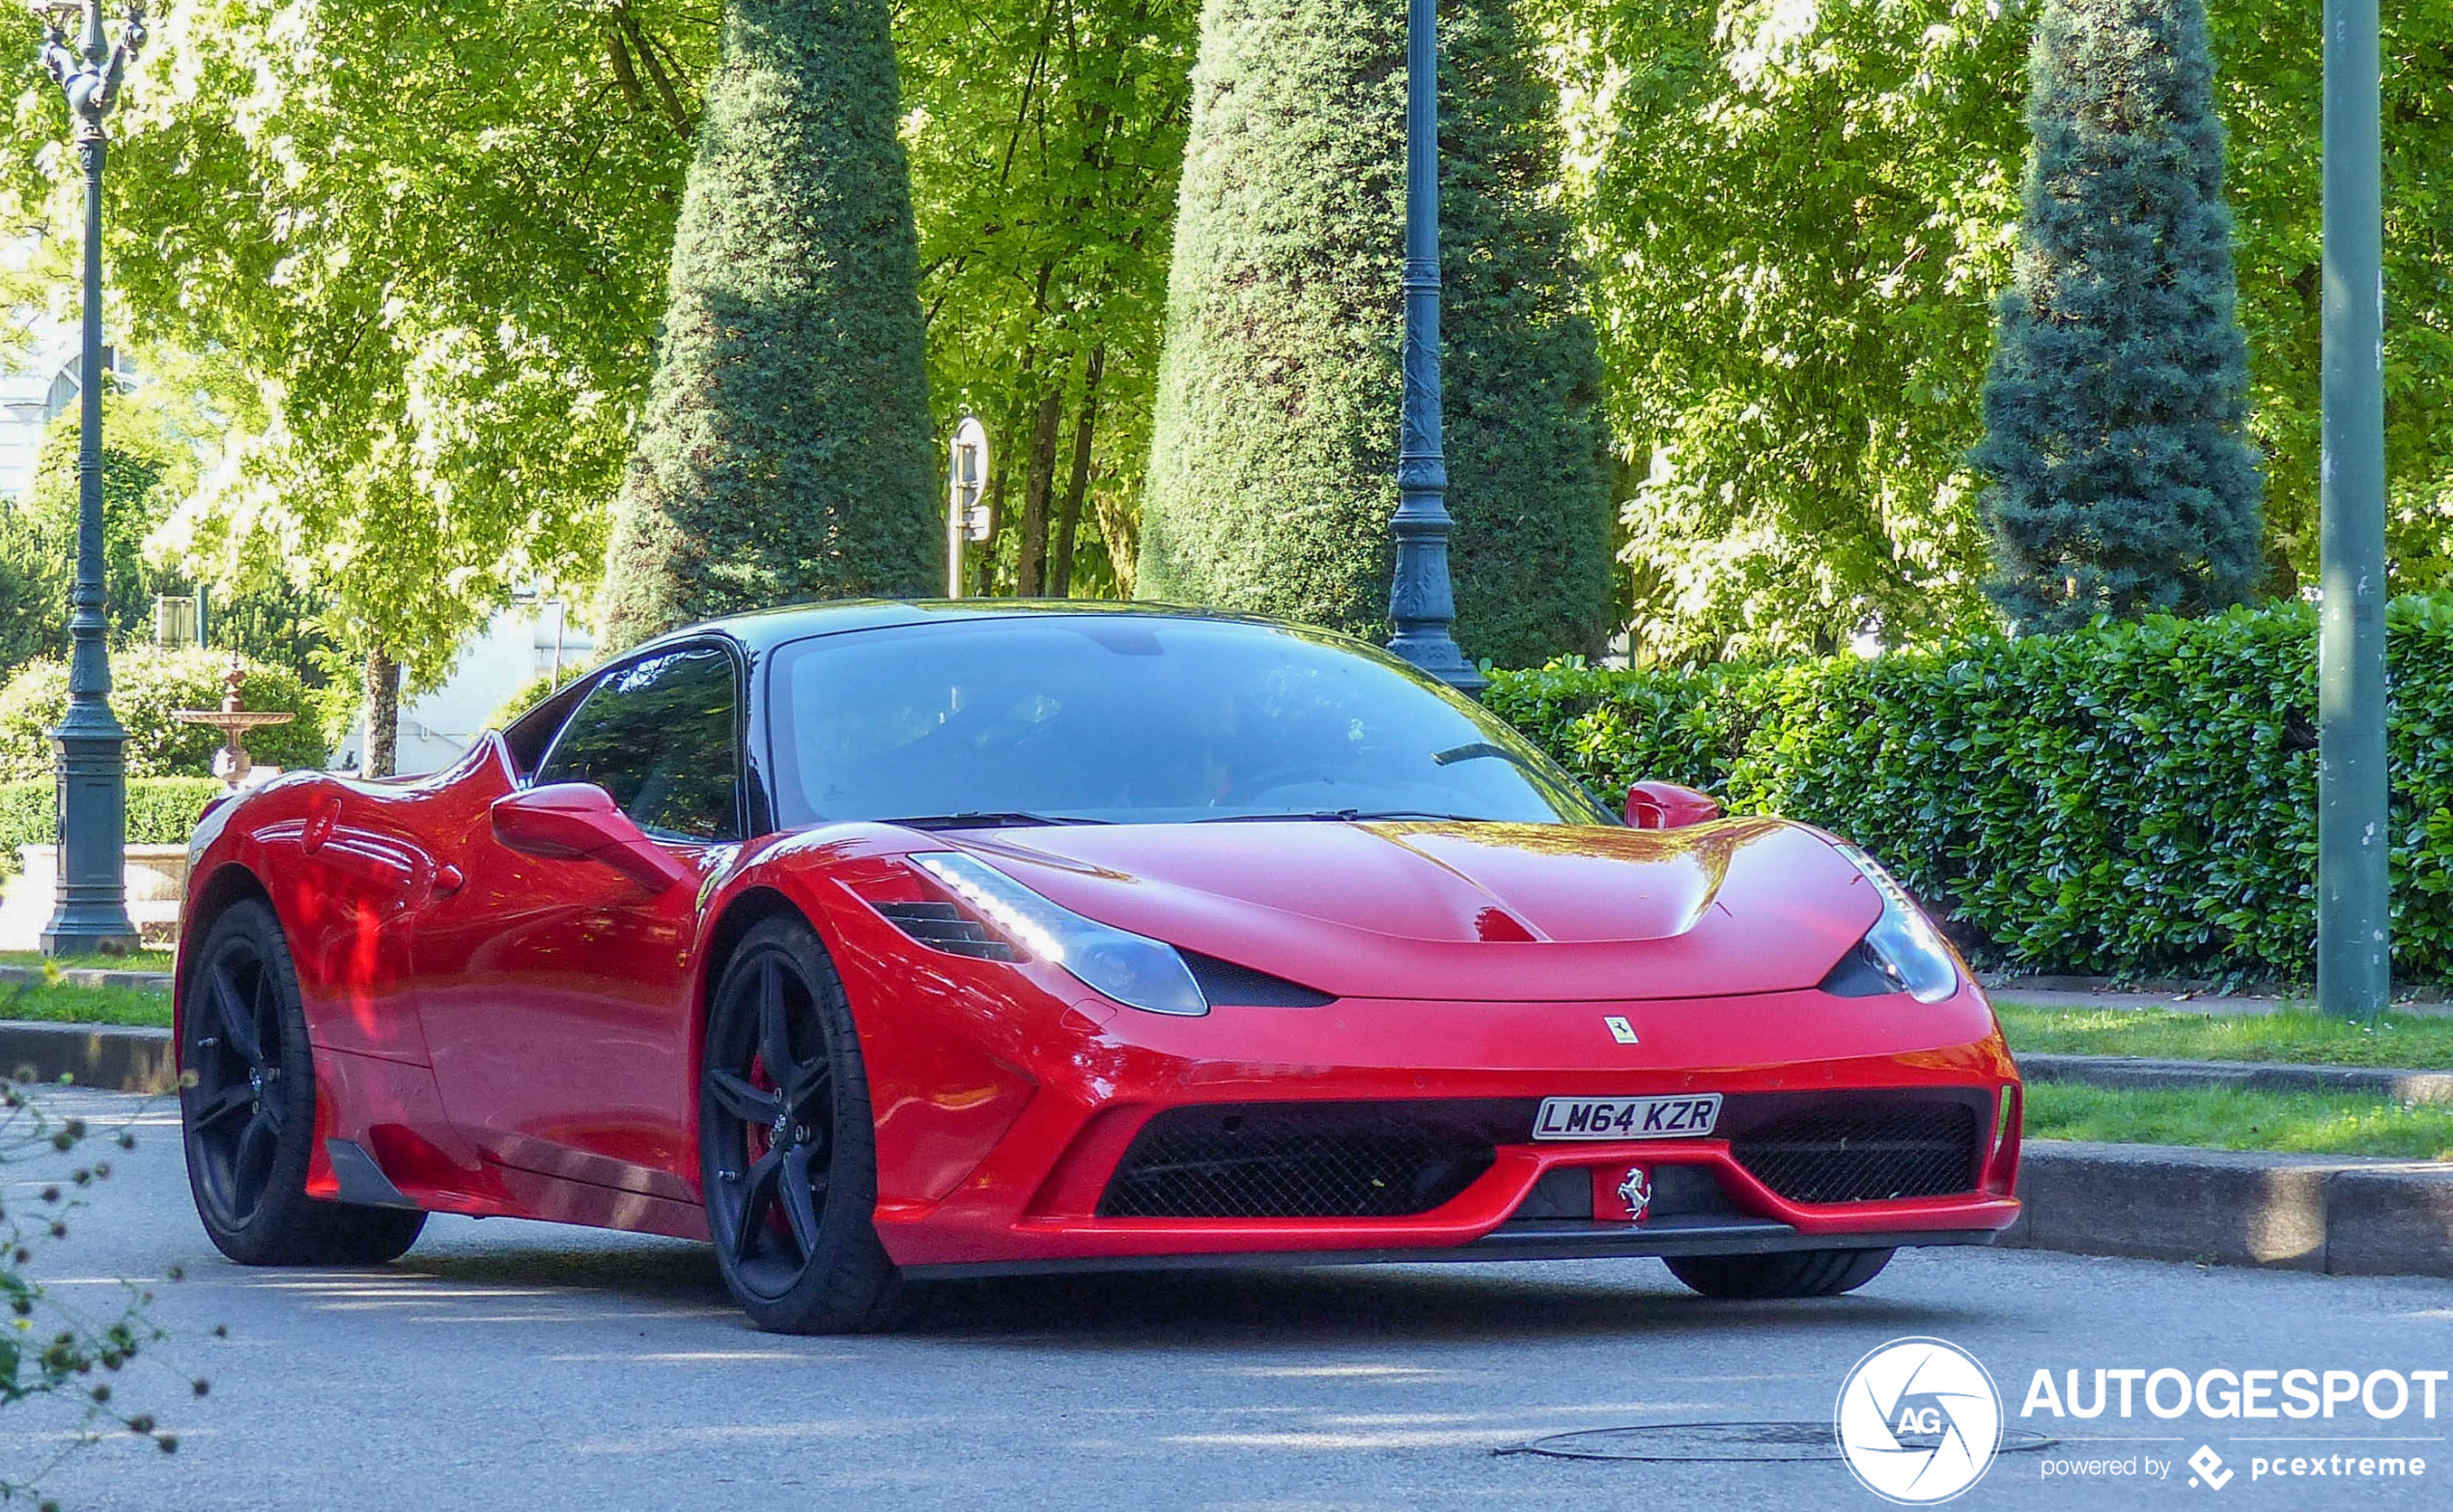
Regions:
[[1971, 0, 2264, 633], [600, 0, 938, 648], [1137, 0, 1611, 668]]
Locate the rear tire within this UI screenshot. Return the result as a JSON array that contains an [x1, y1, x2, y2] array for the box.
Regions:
[[181, 898, 427, 1266], [699, 915, 903, 1333], [1664, 1246, 1893, 1300]]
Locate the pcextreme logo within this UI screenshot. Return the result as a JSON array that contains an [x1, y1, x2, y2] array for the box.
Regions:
[[1835, 1337, 2005, 1504]]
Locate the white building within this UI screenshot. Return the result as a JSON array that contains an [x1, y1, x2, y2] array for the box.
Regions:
[[329, 597, 594, 777], [0, 312, 131, 502]]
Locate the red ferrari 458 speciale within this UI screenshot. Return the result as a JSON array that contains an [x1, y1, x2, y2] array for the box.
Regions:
[[175, 602, 2021, 1332]]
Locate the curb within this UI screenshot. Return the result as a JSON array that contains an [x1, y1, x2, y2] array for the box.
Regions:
[[0, 1020, 177, 1095], [0, 964, 175, 993], [2007, 1139, 2453, 1278], [2018, 1051, 2453, 1105]]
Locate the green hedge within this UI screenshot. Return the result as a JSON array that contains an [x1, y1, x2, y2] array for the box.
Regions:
[[0, 649, 327, 783], [1487, 598, 2453, 984], [0, 776, 226, 881]]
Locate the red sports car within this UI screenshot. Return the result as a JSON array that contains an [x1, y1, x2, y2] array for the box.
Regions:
[[175, 602, 2021, 1332]]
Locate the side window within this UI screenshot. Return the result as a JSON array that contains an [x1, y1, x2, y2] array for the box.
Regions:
[[535, 644, 741, 841]]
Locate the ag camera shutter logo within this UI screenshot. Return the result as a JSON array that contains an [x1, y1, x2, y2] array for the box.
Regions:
[[1835, 1337, 2004, 1503]]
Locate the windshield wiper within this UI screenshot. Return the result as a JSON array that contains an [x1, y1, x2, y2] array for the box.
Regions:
[[882, 811, 1114, 830], [1432, 740, 1544, 774], [1191, 809, 1486, 825]]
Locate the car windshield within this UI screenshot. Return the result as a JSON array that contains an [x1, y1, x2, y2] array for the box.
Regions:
[[766, 616, 1610, 829]]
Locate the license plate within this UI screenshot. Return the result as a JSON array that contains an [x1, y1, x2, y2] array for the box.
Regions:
[[1532, 1094, 1721, 1141]]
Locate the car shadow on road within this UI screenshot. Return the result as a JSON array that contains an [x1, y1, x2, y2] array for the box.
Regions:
[[904, 1262, 1986, 1348], [391, 1240, 1990, 1345]]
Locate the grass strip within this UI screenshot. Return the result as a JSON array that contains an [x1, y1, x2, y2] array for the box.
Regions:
[[2025, 1081, 2453, 1161], [1995, 1001, 2453, 1070], [0, 977, 172, 1028], [0, 948, 176, 974]]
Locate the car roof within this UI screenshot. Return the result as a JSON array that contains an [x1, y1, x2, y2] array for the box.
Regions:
[[631, 598, 1299, 659]]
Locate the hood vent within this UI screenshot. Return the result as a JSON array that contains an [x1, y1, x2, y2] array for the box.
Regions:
[[1181, 951, 1335, 1007]]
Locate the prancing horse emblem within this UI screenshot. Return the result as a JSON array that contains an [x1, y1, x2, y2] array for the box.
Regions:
[[1603, 1015, 1639, 1045], [1617, 1165, 1652, 1224]]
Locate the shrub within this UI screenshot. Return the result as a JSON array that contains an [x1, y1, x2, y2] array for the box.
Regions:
[[0, 649, 327, 784], [0, 775, 224, 880], [597, 0, 938, 649], [1137, 0, 1612, 666], [1487, 596, 2453, 984]]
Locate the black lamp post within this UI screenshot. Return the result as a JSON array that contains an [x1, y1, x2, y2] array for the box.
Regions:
[[1385, 0, 1481, 694], [33, 0, 143, 957]]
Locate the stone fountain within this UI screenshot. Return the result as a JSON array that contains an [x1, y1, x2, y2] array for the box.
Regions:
[[175, 654, 296, 790]]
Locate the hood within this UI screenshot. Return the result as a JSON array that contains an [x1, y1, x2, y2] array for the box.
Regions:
[[944, 818, 1882, 1003]]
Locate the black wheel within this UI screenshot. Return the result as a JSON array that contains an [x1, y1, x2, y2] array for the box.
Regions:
[[1664, 1246, 1894, 1300], [699, 915, 902, 1333], [181, 899, 426, 1266]]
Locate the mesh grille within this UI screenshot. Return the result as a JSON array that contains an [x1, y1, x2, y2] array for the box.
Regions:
[[1731, 1101, 1981, 1204], [1100, 1105, 1498, 1218]]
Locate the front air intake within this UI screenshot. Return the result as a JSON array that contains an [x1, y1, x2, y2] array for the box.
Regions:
[[1730, 1100, 1982, 1204], [1098, 1103, 1502, 1218]]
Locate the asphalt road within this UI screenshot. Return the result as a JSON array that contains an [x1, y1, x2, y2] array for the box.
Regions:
[[12, 1088, 2448, 1512]]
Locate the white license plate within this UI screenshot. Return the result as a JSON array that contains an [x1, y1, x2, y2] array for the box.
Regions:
[[1532, 1094, 1722, 1141]]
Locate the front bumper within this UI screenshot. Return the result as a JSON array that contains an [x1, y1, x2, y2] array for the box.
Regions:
[[864, 983, 2024, 1274]]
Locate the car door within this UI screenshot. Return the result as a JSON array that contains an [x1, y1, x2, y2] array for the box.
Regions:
[[411, 640, 745, 1200]]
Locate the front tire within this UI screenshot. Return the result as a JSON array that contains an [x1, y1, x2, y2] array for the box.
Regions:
[[181, 899, 426, 1266], [1664, 1246, 1893, 1299], [699, 915, 902, 1333]]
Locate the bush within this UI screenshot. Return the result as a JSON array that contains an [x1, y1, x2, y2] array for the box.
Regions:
[[0, 775, 225, 879], [1487, 597, 2453, 984], [0, 649, 327, 784]]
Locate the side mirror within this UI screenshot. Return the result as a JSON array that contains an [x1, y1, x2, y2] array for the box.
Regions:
[[490, 783, 692, 893], [1624, 781, 1722, 829]]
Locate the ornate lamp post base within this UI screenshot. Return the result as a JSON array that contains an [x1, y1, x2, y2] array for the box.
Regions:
[[41, 719, 137, 955]]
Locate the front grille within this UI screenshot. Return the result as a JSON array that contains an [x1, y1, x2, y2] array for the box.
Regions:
[[1099, 1103, 1501, 1218], [1730, 1100, 1982, 1204], [873, 900, 1017, 960]]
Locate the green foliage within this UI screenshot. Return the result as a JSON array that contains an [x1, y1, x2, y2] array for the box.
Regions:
[[1486, 595, 2453, 984], [0, 509, 65, 686], [0, 4, 717, 690], [0, 652, 324, 784], [599, 0, 938, 648], [0, 777, 223, 881], [900, 0, 1200, 601], [484, 665, 592, 735], [1544, 0, 2453, 658], [1971, 0, 2263, 630], [1139, 0, 1612, 668]]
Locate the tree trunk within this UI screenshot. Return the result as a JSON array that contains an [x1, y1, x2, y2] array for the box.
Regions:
[[1051, 347, 1105, 599], [363, 643, 401, 778], [1015, 387, 1063, 596]]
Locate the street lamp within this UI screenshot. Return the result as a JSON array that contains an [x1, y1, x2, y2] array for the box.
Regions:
[[1384, 0, 1480, 694], [31, 0, 143, 956]]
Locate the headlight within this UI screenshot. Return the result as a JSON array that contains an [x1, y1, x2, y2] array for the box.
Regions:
[[910, 852, 1209, 1017], [1823, 845, 1960, 1003]]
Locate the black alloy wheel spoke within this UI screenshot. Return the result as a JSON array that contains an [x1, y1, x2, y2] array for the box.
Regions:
[[732, 1146, 786, 1259], [755, 960, 795, 1083], [708, 1069, 781, 1126], [190, 1081, 254, 1133], [232, 1112, 279, 1201], [208, 965, 265, 1068], [779, 1144, 824, 1254]]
